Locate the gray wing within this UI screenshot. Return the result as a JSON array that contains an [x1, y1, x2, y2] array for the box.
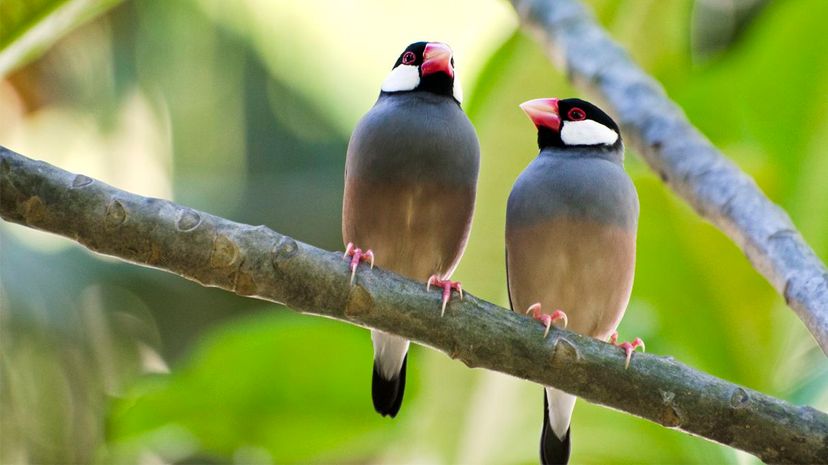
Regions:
[[505, 154, 638, 339], [343, 93, 479, 281]]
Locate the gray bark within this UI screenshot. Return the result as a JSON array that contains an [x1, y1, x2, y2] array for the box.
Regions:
[[2, 147, 827, 463], [510, 0, 828, 356]]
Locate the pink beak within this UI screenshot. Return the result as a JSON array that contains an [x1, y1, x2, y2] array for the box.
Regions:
[[421, 42, 454, 79], [519, 98, 561, 131]]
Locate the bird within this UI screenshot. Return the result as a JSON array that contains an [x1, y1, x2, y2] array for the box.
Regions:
[[505, 97, 643, 464], [342, 42, 480, 418]]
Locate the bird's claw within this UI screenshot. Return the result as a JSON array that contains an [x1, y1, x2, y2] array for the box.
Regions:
[[609, 332, 645, 369], [427, 275, 463, 317], [343, 242, 375, 284], [525, 303, 568, 337]]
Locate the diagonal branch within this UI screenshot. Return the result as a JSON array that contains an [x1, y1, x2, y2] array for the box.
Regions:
[[510, 0, 828, 356], [2, 147, 827, 462]]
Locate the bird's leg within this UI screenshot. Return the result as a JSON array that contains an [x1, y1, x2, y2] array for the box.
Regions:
[[609, 332, 645, 369], [525, 303, 568, 337], [343, 242, 375, 284], [426, 275, 463, 317]]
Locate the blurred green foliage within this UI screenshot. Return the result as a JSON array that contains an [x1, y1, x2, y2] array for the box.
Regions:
[[0, 0, 123, 76], [1, 0, 827, 464]]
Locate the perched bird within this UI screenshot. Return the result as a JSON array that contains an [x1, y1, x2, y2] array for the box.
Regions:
[[342, 42, 480, 417], [506, 98, 643, 464]]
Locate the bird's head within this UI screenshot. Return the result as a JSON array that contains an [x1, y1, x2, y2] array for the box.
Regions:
[[520, 98, 621, 150], [381, 42, 462, 103]]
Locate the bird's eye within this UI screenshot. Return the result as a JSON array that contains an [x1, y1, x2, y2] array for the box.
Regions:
[[568, 108, 586, 121], [402, 51, 416, 65]]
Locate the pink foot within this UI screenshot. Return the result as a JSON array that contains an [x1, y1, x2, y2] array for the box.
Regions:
[[609, 332, 645, 369], [343, 242, 375, 284], [427, 275, 463, 317], [525, 303, 568, 337]]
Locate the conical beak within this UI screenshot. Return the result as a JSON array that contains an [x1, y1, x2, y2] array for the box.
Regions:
[[520, 98, 561, 131], [421, 42, 454, 79]]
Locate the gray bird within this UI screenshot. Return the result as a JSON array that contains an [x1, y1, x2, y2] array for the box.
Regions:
[[506, 98, 643, 464], [342, 42, 479, 417]]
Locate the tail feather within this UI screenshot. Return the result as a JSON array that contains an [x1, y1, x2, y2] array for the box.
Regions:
[[541, 390, 571, 465], [372, 354, 407, 417]]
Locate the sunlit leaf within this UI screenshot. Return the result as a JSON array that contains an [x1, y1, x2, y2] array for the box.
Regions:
[[0, 0, 124, 77]]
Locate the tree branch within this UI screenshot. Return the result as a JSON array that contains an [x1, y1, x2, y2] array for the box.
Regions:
[[2, 147, 827, 462], [510, 0, 828, 356]]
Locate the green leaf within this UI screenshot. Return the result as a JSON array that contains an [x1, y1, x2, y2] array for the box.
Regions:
[[107, 311, 396, 463], [0, 0, 123, 77]]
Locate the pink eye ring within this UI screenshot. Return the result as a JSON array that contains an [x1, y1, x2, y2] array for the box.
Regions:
[[402, 51, 416, 65], [568, 107, 586, 121]]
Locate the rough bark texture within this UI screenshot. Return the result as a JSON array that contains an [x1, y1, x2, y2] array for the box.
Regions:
[[510, 0, 828, 357], [2, 147, 827, 463]]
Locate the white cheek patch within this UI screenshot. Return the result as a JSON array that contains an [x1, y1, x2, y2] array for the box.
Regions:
[[560, 119, 619, 146], [452, 70, 463, 104], [381, 65, 420, 92]]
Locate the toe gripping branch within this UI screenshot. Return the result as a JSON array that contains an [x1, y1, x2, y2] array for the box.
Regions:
[[344, 242, 374, 284], [525, 303, 568, 337], [609, 332, 645, 369], [427, 275, 463, 317]]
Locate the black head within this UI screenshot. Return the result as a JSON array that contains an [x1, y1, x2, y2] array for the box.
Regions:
[[520, 97, 621, 150], [380, 41, 461, 102]]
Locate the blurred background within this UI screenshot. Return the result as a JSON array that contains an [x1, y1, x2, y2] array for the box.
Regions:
[[2, 0, 827, 463]]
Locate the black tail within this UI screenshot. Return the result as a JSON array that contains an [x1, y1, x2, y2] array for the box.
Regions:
[[541, 390, 571, 465], [371, 355, 407, 417]]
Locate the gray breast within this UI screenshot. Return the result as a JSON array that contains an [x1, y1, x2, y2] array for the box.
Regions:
[[346, 92, 480, 186], [507, 149, 639, 230]]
